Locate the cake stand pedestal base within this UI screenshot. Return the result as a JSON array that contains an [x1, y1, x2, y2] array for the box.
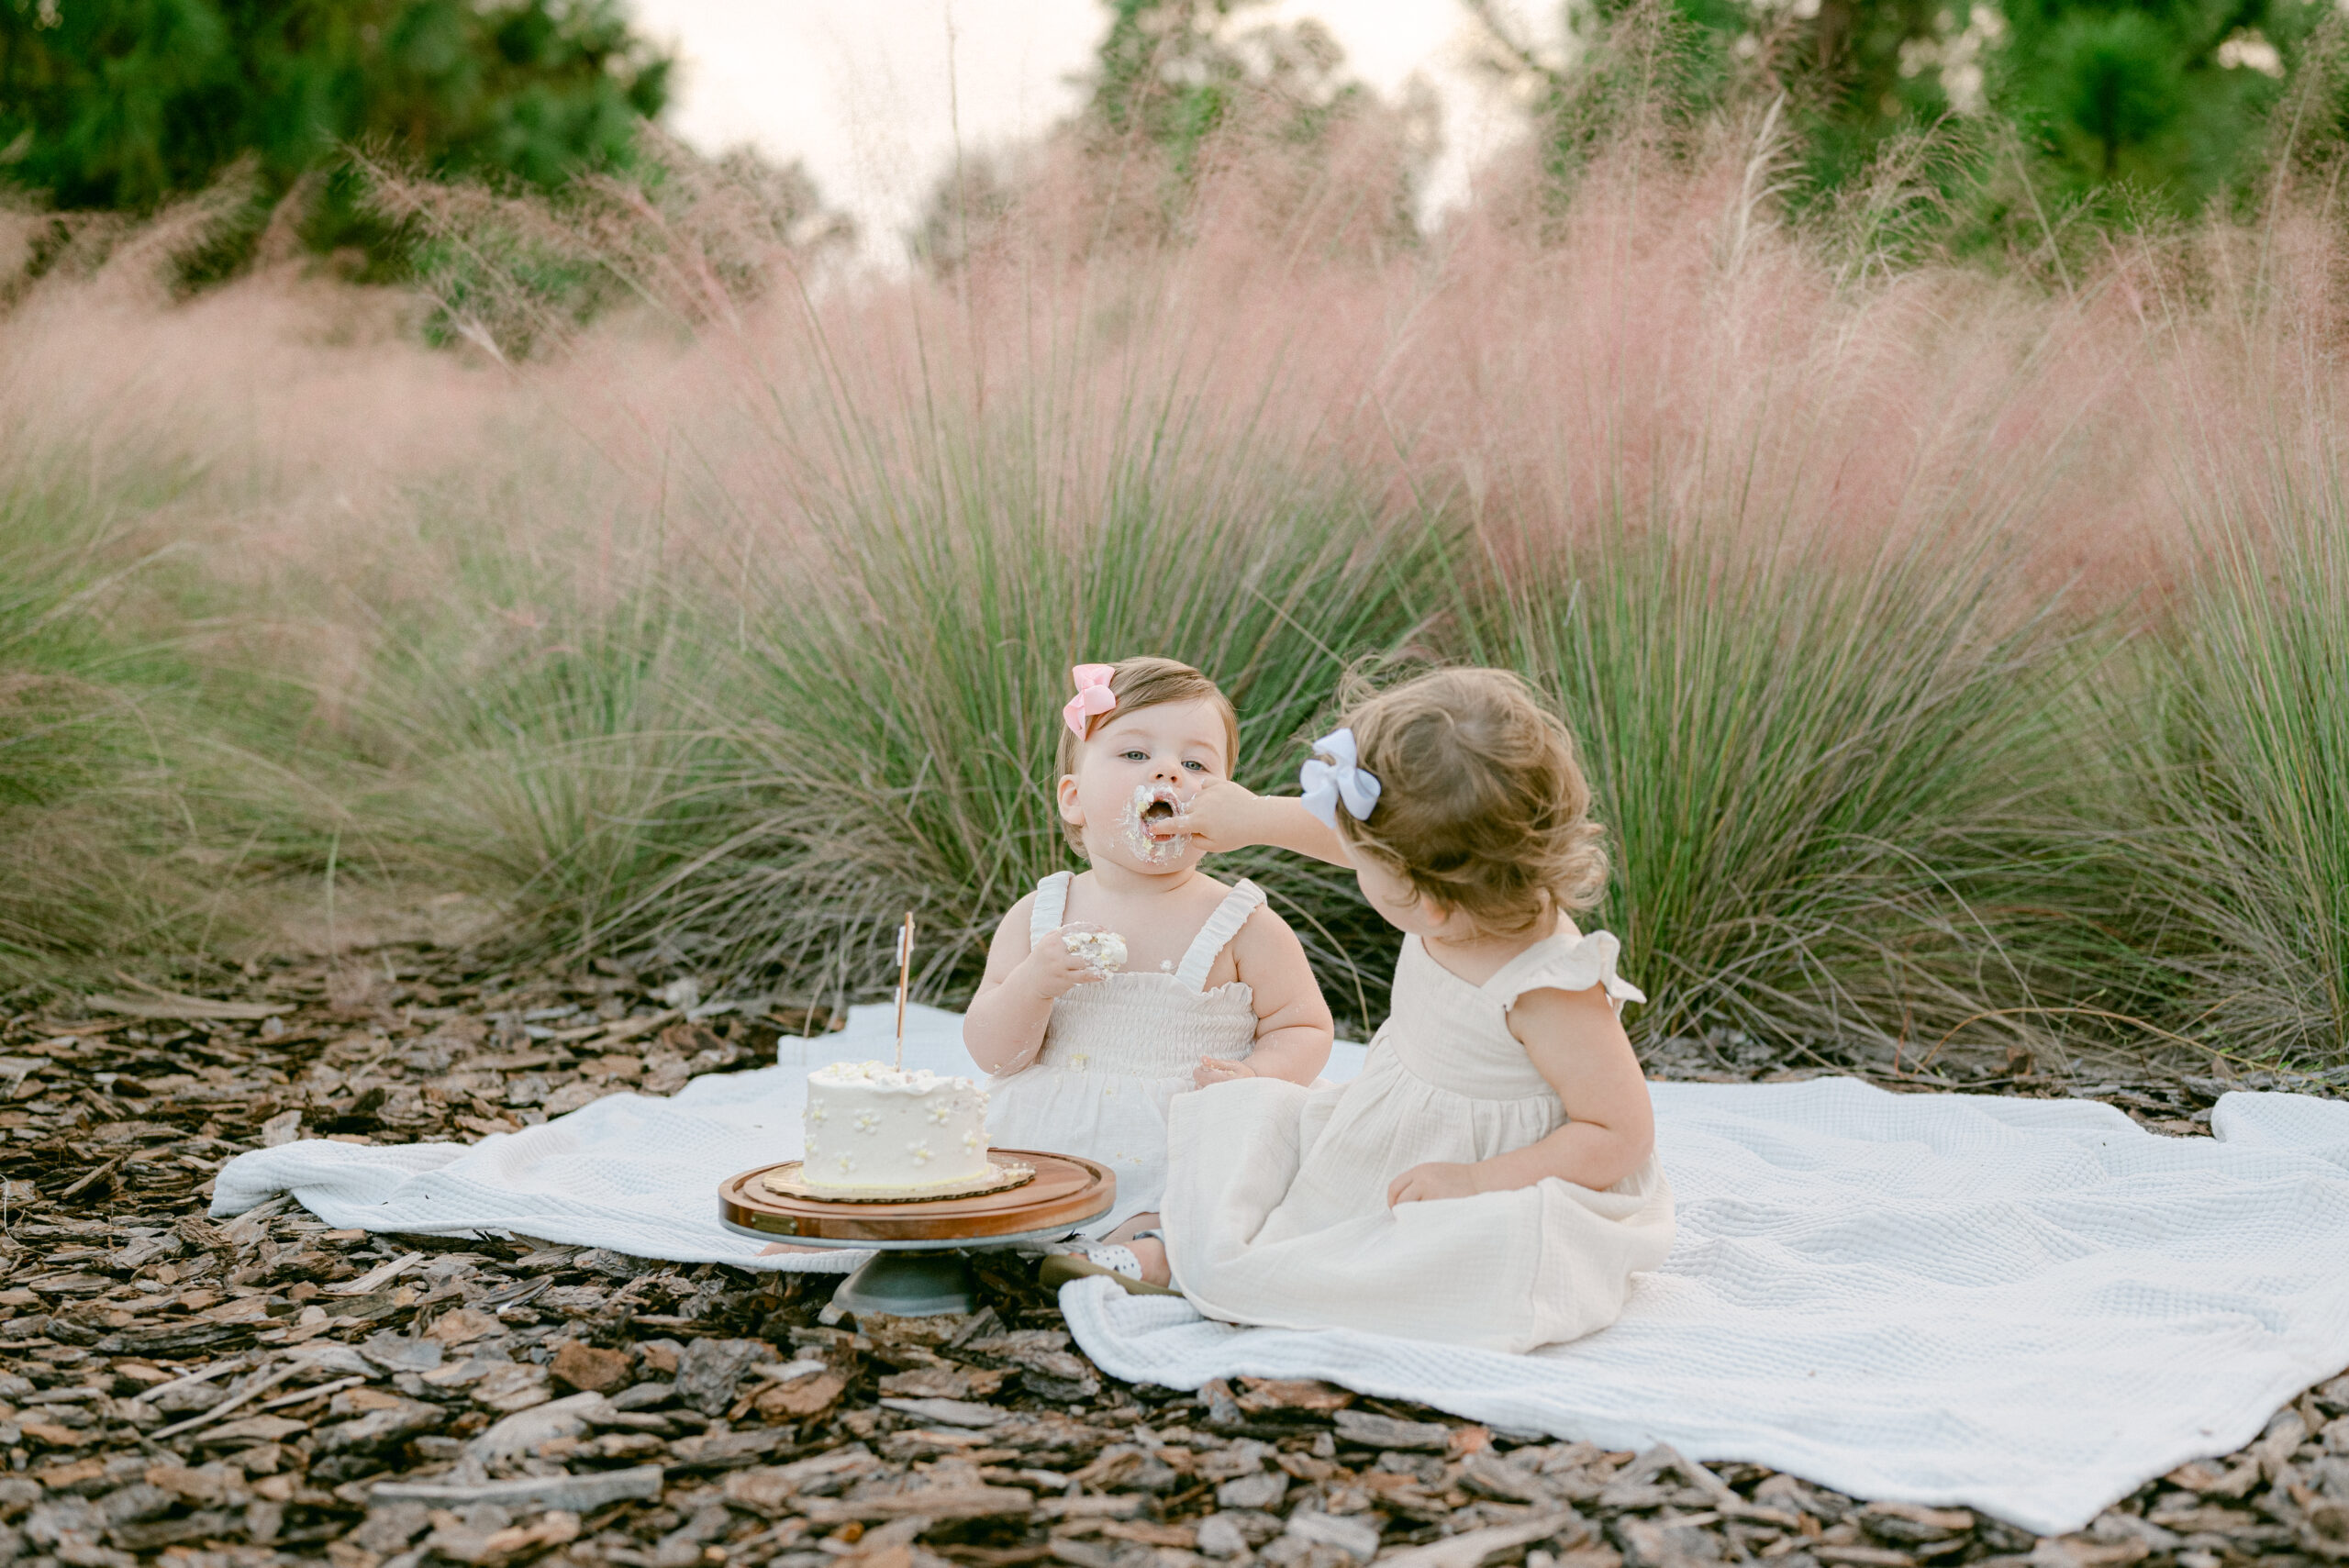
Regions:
[[830, 1251, 978, 1318]]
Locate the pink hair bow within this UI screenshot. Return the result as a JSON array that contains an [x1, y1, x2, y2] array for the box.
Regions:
[[1063, 663, 1118, 740]]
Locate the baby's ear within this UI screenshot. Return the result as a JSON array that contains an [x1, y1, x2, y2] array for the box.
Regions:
[[1055, 774, 1085, 827]]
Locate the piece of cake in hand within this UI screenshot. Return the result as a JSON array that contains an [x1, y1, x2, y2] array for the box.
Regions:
[[801, 1061, 993, 1193], [1062, 928, 1128, 977]]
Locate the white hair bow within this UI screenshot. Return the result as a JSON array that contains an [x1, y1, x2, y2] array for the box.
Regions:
[[1299, 728, 1381, 830]]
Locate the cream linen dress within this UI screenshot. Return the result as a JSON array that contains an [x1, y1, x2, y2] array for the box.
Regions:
[[1162, 927, 1675, 1353], [985, 871, 1266, 1237]]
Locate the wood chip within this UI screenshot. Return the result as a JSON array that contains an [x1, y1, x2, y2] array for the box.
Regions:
[[150, 1362, 301, 1439], [881, 1396, 1006, 1429], [426, 1306, 503, 1344], [800, 1485, 1037, 1524], [195, 1414, 310, 1445], [373, 1465, 664, 1512], [1038, 1496, 1147, 1520], [1813, 1549, 1920, 1568], [1364, 1511, 1586, 1568], [325, 1251, 427, 1296], [1237, 1378, 1355, 1413], [84, 989, 293, 1020], [1332, 1409, 1452, 1452]]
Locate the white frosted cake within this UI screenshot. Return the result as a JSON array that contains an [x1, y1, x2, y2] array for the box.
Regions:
[[800, 1061, 994, 1193]]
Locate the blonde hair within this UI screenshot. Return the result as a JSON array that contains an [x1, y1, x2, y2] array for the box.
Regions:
[[1332, 667, 1609, 933], [1055, 657, 1240, 852]]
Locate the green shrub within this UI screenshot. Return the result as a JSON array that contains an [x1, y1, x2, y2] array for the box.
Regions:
[[1486, 520, 2094, 1059], [2123, 473, 2349, 1062], [602, 414, 1436, 1027]]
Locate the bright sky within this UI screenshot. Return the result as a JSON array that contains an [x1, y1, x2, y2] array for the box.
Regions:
[[624, 0, 1561, 264]]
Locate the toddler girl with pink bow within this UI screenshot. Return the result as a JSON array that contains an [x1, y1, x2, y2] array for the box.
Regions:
[[963, 657, 1335, 1251]]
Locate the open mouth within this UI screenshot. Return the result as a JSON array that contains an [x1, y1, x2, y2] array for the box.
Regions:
[[1139, 782, 1192, 838], [1123, 784, 1190, 856]]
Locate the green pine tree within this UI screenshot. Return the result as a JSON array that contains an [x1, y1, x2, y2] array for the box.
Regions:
[[1462, 0, 2311, 230], [1998, 0, 2299, 206], [0, 0, 671, 260]]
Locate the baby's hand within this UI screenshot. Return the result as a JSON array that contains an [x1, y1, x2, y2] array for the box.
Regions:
[[1193, 1056, 1256, 1089], [1019, 926, 1113, 1000], [1387, 1161, 1485, 1207], [1162, 780, 1266, 853]]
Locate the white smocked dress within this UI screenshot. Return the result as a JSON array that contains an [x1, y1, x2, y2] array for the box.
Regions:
[[984, 871, 1267, 1237], [1162, 927, 1675, 1353]]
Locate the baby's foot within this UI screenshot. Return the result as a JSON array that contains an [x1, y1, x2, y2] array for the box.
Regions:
[[1038, 1239, 1178, 1296], [1127, 1238, 1171, 1287]]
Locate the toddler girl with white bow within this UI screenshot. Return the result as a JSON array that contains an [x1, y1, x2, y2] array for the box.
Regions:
[[1083, 666, 1675, 1354], [963, 657, 1333, 1253]]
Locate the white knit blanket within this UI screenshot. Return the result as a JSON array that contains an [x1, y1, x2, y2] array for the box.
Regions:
[[1064, 1076, 2349, 1536], [213, 1011, 2349, 1535]]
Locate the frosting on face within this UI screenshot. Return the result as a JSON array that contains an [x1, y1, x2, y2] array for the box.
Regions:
[[1119, 782, 1191, 866]]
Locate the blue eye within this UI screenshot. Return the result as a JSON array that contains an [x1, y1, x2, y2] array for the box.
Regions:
[[1121, 750, 1149, 762], [1184, 760, 1207, 772]]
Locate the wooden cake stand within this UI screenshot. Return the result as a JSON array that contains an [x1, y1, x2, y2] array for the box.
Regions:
[[718, 1150, 1116, 1318]]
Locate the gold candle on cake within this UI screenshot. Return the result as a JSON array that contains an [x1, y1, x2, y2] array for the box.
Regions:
[[893, 911, 915, 1071]]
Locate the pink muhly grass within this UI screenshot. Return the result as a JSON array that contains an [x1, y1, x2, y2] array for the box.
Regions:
[[4, 121, 2348, 1058]]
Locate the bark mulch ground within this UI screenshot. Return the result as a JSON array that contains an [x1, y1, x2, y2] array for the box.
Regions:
[[0, 944, 2342, 1568]]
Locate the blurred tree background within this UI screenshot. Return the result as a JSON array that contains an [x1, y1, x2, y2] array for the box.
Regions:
[[914, 0, 1435, 272], [3, 0, 2343, 285], [1460, 0, 2328, 238], [0, 0, 672, 269], [1088, 0, 1371, 174]]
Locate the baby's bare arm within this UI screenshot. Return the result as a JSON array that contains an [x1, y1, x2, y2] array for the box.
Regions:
[[1167, 782, 1352, 867], [1204, 904, 1332, 1087], [1387, 986, 1654, 1205], [963, 895, 1108, 1075]]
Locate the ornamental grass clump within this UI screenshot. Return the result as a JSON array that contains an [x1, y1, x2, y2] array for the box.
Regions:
[[594, 350, 1441, 1021], [2121, 465, 2349, 1063], [1490, 521, 2092, 1059], [12, 108, 2349, 1073]]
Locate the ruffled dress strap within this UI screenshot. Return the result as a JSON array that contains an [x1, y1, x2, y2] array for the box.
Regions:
[[1174, 879, 1267, 992], [1489, 929, 1647, 1017], [1030, 871, 1074, 943]]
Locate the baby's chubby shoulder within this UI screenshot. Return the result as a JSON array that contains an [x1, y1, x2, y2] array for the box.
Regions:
[[1222, 896, 1330, 1039], [986, 890, 1041, 953], [1225, 894, 1307, 965]]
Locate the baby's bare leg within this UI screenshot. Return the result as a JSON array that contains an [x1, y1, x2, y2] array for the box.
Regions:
[[1104, 1212, 1161, 1243]]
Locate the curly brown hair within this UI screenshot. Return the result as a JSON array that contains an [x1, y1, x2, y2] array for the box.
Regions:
[[1330, 667, 1609, 934], [1054, 657, 1240, 852]]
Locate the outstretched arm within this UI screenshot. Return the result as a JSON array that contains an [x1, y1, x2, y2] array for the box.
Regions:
[[963, 895, 1106, 1075], [1387, 984, 1654, 1204], [1166, 781, 1352, 868], [1194, 905, 1333, 1088]]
